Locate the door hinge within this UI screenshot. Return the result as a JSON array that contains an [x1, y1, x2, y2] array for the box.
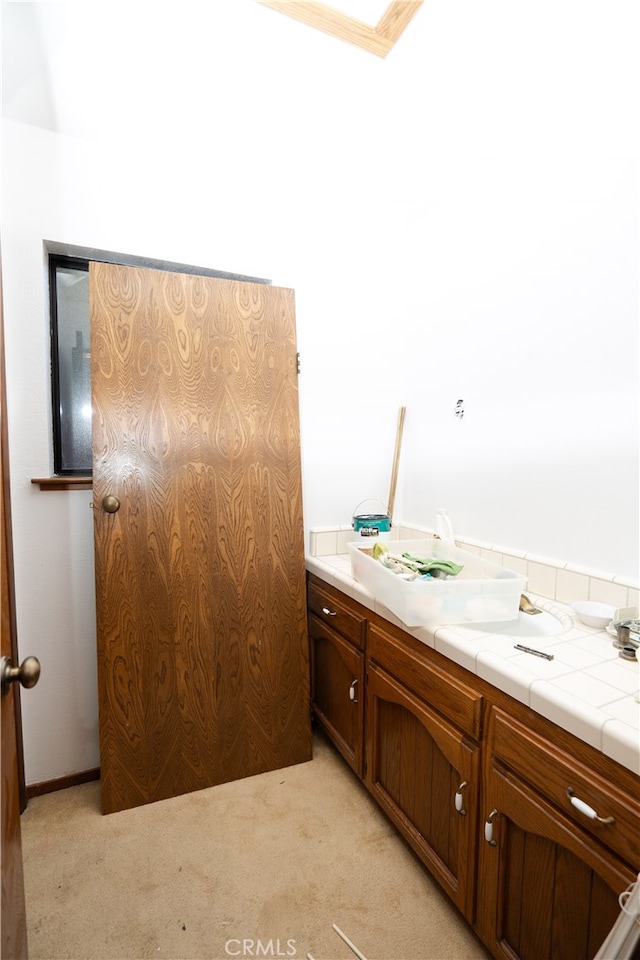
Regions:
[[296, 352, 301, 374]]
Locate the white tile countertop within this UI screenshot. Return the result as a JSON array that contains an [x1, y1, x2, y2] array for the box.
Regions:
[[306, 549, 640, 776]]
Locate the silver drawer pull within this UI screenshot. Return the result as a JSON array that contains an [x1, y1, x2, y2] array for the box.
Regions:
[[322, 606, 337, 616], [455, 781, 468, 816], [567, 788, 615, 825], [349, 679, 358, 702]]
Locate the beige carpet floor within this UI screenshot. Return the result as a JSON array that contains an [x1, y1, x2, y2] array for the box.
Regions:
[[21, 731, 491, 960]]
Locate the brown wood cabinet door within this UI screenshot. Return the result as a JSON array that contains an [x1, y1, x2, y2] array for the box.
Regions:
[[365, 662, 479, 919], [309, 613, 365, 776], [477, 763, 634, 960], [90, 264, 311, 814]]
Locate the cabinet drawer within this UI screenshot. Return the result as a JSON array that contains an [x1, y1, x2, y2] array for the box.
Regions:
[[490, 707, 640, 868], [368, 622, 483, 740], [307, 579, 366, 649]]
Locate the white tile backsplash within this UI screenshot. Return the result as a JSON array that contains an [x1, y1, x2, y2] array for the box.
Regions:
[[310, 529, 338, 557], [337, 527, 358, 553], [556, 568, 590, 604], [526, 561, 558, 598], [457, 542, 481, 556], [480, 547, 503, 565], [502, 555, 528, 577], [589, 578, 630, 607], [310, 523, 639, 611]]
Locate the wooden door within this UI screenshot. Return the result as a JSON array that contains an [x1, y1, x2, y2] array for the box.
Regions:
[[1, 278, 28, 958], [90, 264, 311, 814]]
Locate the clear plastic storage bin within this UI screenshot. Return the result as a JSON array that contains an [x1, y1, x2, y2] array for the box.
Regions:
[[348, 539, 527, 627]]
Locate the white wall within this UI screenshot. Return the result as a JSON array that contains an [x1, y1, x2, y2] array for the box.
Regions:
[[2, 0, 638, 784]]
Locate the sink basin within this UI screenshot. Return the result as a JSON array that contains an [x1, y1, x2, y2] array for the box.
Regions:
[[461, 609, 567, 638]]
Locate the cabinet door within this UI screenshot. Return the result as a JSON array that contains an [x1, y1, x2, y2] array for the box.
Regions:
[[477, 763, 635, 960], [366, 662, 480, 919], [309, 613, 365, 777]]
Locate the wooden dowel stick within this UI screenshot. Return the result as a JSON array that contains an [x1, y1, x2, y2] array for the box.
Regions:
[[387, 405, 406, 520]]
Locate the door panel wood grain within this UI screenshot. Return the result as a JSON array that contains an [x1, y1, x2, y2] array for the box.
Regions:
[[90, 264, 311, 814]]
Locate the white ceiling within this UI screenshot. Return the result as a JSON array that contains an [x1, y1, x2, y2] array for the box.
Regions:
[[1, 1, 420, 139], [3, 0, 639, 162]]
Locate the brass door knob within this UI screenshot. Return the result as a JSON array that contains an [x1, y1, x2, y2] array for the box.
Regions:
[[1, 656, 41, 695], [101, 495, 121, 513]]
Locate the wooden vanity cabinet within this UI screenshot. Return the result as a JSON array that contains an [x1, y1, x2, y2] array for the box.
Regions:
[[306, 575, 640, 959], [476, 707, 638, 960], [307, 576, 366, 777]]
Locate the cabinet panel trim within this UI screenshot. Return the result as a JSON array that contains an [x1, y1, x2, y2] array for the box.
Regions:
[[368, 621, 484, 739], [490, 706, 640, 869]]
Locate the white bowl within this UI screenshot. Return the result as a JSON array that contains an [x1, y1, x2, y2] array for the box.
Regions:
[[570, 600, 616, 629]]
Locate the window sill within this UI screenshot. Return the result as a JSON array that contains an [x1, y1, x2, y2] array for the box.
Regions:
[[31, 477, 93, 491]]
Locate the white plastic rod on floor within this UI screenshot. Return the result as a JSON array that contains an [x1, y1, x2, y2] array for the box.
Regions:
[[332, 923, 368, 960]]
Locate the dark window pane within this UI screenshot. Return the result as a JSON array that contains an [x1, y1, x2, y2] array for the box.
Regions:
[[50, 258, 91, 474]]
